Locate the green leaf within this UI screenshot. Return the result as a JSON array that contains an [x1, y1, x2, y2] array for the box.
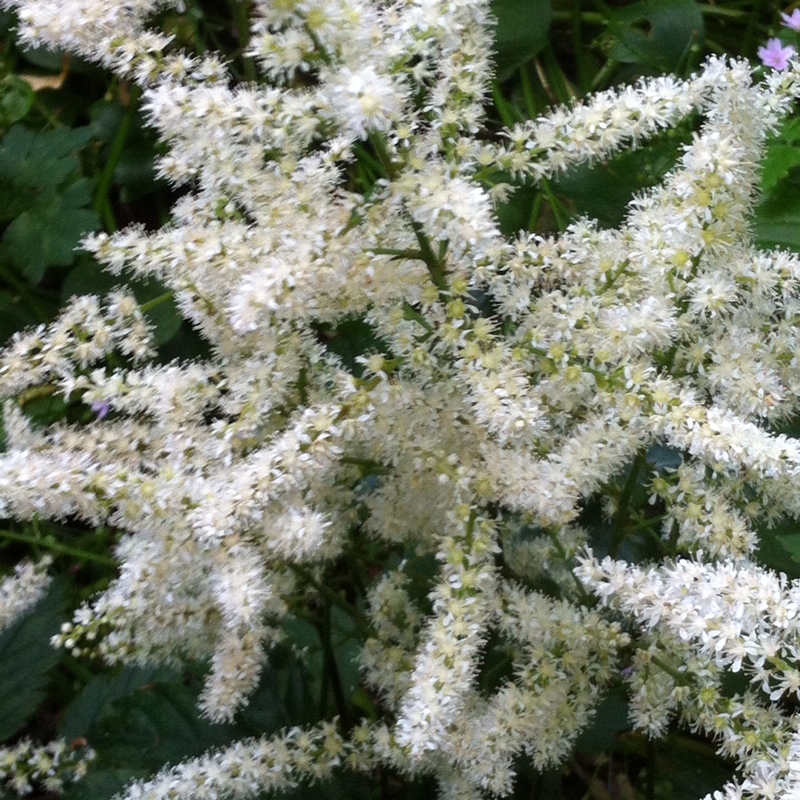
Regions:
[[4, 185, 99, 281], [776, 117, 800, 144], [555, 136, 682, 228], [575, 690, 630, 753], [62, 257, 120, 301], [0, 124, 92, 221], [756, 520, 800, 580], [61, 665, 180, 742], [135, 280, 183, 346], [754, 179, 800, 251], [0, 578, 66, 742], [0, 290, 40, 342], [607, 0, 704, 73], [61, 768, 144, 800], [88, 679, 239, 771], [0, 77, 34, 128], [491, 0, 552, 82], [760, 144, 800, 193]]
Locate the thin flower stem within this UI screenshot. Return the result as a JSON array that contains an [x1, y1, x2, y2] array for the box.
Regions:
[[287, 563, 373, 633], [611, 452, 647, 557], [140, 291, 174, 314], [0, 527, 117, 567], [93, 84, 141, 232]]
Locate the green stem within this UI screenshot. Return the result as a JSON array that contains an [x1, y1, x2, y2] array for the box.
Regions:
[[368, 133, 398, 180], [650, 654, 692, 686], [370, 247, 424, 260], [610, 452, 646, 556], [491, 82, 519, 128], [139, 291, 174, 314], [319, 604, 350, 726], [0, 528, 116, 567], [526, 192, 544, 232], [402, 302, 433, 332], [698, 5, 747, 18], [547, 528, 592, 602], [539, 178, 569, 231], [93, 84, 141, 232], [590, 57, 618, 91], [410, 220, 448, 293], [18, 384, 57, 407], [287, 563, 373, 632]]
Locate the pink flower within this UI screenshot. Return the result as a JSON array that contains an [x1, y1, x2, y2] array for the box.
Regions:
[[758, 37, 796, 70], [782, 9, 800, 32]]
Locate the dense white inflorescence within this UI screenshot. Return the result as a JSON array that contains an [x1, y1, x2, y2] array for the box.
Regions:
[[3, 0, 800, 798]]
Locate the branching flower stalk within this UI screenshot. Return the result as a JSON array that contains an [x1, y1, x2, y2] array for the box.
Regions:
[[3, 0, 800, 798]]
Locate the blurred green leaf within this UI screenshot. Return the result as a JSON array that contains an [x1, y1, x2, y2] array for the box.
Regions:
[[760, 144, 800, 193], [4, 181, 99, 281], [61, 665, 180, 742], [136, 281, 182, 346], [88, 679, 238, 771], [0, 76, 34, 129], [0, 290, 40, 341], [0, 578, 66, 742], [607, 0, 704, 73], [754, 178, 800, 251], [62, 768, 143, 800], [555, 138, 681, 228], [575, 690, 630, 753], [62, 256, 120, 301], [0, 125, 86, 221], [491, 0, 552, 81]]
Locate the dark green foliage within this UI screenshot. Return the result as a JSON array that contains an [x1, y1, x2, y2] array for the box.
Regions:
[[492, 0, 553, 81], [0, 125, 98, 283], [0, 579, 66, 741]]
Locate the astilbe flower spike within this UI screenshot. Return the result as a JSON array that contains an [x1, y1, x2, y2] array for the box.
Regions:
[[4, 0, 800, 798]]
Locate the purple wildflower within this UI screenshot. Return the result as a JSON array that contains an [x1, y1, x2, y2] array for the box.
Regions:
[[782, 9, 800, 32], [91, 400, 111, 420], [758, 37, 796, 70]]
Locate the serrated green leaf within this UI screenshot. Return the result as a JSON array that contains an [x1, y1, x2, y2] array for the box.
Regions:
[[0, 124, 93, 221], [491, 0, 552, 82], [0, 578, 66, 742], [4, 190, 99, 282]]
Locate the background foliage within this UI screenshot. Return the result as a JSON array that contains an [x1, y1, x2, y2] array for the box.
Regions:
[[0, 1, 798, 798]]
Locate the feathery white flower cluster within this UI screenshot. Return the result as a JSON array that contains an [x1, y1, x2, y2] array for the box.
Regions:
[[0, 557, 51, 632], [3, 0, 800, 797], [0, 738, 95, 796]]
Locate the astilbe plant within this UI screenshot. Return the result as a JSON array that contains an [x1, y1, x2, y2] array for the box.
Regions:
[[2, 0, 800, 798]]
